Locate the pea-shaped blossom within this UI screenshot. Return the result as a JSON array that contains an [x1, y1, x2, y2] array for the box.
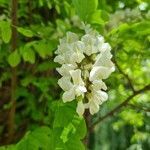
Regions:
[[54, 25, 115, 116]]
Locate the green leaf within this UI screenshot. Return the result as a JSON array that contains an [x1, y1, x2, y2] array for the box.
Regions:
[[0, 145, 15, 150], [48, 128, 85, 150], [65, 136, 85, 150], [100, 10, 109, 21], [53, 104, 75, 128], [17, 27, 34, 37], [120, 109, 144, 127], [60, 123, 76, 143], [131, 131, 149, 143], [37, 61, 58, 72], [60, 116, 87, 143], [0, 21, 12, 43], [131, 21, 150, 36], [21, 76, 35, 87], [118, 23, 130, 32], [48, 129, 65, 150], [15, 124, 85, 150], [75, 118, 87, 139], [21, 47, 35, 64], [8, 50, 21, 67], [123, 39, 141, 53], [88, 10, 105, 25], [33, 41, 53, 58], [16, 127, 52, 150], [72, 0, 98, 21]]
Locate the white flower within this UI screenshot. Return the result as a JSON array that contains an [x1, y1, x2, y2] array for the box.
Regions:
[[90, 80, 107, 91], [69, 69, 87, 97], [54, 55, 65, 64], [54, 25, 115, 116], [58, 76, 75, 102], [88, 90, 108, 115], [55, 41, 85, 65], [58, 69, 87, 103], [65, 32, 79, 43], [93, 49, 113, 67], [81, 34, 104, 56], [56, 64, 76, 76], [90, 66, 113, 81], [89, 100, 99, 115], [76, 101, 85, 116], [89, 47, 115, 81], [70, 69, 84, 86], [58, 76, 73, 91], [62, 88, 75, 103], [92, 90, 108, 105], [71, 41, 85, 63]]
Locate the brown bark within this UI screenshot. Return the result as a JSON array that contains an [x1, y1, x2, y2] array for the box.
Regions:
[[83, 111, 90, 147], [83, 110, 95, 150], [28, 0, 32, 23], [7, 0, 18, 144]]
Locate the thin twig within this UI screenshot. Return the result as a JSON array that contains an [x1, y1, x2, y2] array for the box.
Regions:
[[127, 103, 150, 112], [91, 84, 150, 128], [113, 58, 135, 93]]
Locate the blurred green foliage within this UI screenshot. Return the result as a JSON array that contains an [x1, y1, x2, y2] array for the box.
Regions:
[[0, 0, 150, 150]]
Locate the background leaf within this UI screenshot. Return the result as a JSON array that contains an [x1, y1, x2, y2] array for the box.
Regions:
[[72, 0, 98, 21], [17, 27, 34, 37], [8, 50, 21, 67], [20, 47, 35, 64], [0, 21, 12, 43]]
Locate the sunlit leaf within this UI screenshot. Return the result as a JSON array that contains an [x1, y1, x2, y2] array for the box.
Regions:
[[8, 50, 21, 67], [21, 47, 35, 64], [17, 27, 34, 37], [0, 21, 12, 43], [72, 0, 98, 21]]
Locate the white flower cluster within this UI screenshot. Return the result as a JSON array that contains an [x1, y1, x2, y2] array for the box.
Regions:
[[54, 25, 115, 116], [108, 8, 142, 29]]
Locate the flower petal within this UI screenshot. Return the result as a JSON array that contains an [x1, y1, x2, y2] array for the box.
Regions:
[[66, 32, 79, 43], [70, 69, 84, 85], [56, 64, 76, 76], [76, 101, 85, 116], [54, 55, 65, 64], [58, 76, 73, 91], [92, 90, 108, 105], [90, 66, 113, 81], [89, 100, 99, 115], [94, 51, 114, 68], [75, 85, 87, 96], [100, 43, 111, 52], [62, 88, 75, 102], [71, 52, 85, 64], [91, 80, 107, 91]]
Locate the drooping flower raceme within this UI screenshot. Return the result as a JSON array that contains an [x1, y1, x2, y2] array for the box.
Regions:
[[54, 25, 115, 116]]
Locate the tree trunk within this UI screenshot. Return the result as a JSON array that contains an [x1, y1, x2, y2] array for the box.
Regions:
[[7, 0, 18, 144]]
